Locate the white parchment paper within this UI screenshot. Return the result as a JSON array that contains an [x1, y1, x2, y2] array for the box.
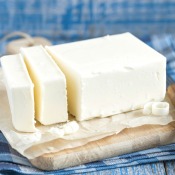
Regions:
[[0, 70, 175, 159]]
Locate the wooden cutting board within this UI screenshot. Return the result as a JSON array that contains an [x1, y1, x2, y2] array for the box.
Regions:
[[29, 85, 175, 170], [30, 122, 175, 170]]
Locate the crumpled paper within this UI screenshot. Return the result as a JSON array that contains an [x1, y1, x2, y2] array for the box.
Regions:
[[0, 70, 175, 159]]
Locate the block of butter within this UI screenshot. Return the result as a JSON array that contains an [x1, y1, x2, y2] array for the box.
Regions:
[[46, 33, 166, 121], [1, 54, 36, 132], [21, 46, 68, 125]]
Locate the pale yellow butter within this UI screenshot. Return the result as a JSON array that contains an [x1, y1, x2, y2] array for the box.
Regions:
[[46, 33, 166, 121], [1, 54, 36, 132], [21, 46, 68, 125]]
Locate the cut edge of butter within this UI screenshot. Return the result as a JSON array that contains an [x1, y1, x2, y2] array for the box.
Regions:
[[20, 45, 68, 125]]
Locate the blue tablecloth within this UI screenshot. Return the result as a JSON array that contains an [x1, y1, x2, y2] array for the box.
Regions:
[[0, 34, 174, 174], [0, 0, 175, 41]]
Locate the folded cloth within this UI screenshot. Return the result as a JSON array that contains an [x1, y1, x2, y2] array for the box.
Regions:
[[0, 130, 175, 174], [0, 34, 175, 174]]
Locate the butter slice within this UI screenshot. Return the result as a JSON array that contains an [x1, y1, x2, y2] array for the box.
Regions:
[[21, 46, 68, 125], [1, 54, 35, 132], [46, 33, 166, 121]]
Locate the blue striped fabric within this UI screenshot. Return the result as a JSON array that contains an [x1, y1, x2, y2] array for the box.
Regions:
[[0, 33, 174, 174], [0, 0, 175, 42]]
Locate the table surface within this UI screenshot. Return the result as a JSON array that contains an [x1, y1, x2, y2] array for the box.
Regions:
[[83, 161, 175, 175], [1, 161, 174, 175]]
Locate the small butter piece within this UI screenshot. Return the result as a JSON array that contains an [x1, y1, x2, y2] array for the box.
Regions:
[[48, 121, 79, 136], [21, 46, 68, 125], [1, 54, 36, 132], [46, 32, 166, 121], [63, 121, 79, 135], [48, 127, 64, 137], [152, 102, 169, 116]]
